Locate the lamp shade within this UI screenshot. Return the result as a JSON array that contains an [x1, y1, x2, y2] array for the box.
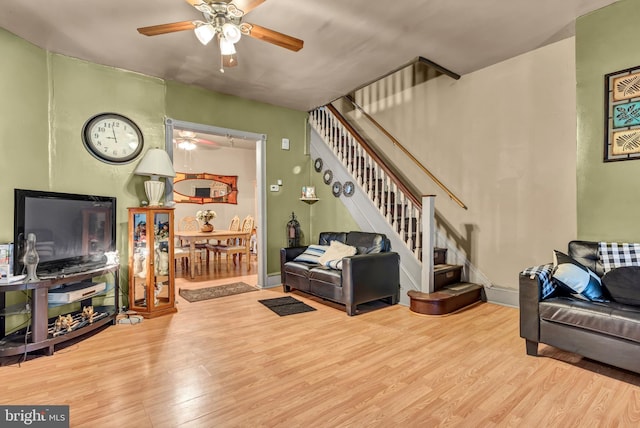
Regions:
[[134, 149, 176, 206], [134, 149, 176, 179], [221, 23, 242, 44], [194, 23, 216, 45]]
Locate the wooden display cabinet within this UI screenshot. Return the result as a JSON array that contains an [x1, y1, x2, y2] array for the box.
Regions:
[[127, 207, 177, 318]]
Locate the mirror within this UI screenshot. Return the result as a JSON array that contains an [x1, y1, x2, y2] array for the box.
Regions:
[[173, 172, 238, 204]]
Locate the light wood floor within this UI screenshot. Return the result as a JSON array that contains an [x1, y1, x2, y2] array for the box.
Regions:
[[2, 273, 640, 427]]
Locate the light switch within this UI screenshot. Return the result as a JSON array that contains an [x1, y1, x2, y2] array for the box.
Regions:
[[277, 179, 283, 186], [281, 138, 290, 150], [269, 184, 279, 192]]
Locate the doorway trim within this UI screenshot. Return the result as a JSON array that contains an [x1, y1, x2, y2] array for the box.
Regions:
[[164, 117, 268, 288]]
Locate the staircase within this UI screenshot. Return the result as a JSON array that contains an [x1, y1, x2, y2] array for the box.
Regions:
[[309, 104, 485, 314], [408, 248, 483, 315]]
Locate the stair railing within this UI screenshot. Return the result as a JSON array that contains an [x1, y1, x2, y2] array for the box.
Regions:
[[309, 105, 425, 261]]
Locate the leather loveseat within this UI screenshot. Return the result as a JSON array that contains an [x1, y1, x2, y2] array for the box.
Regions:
[[280, 231, 400, 315], [520, 240, 640, 374]]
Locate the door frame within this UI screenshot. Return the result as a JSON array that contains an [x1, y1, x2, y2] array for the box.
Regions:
[[164, 118, 268, 287]]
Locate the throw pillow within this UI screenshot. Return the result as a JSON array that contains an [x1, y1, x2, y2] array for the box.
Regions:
[[318, 240, 357, 270], [293, 245, 329, 264], [552, 250, 606, 301], [601, 266, 640, 306]]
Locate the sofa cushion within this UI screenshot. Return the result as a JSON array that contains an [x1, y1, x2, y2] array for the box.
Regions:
[[552, 250, 607, 302], [309, 266, 343, 287], [540, 296, 640, 343], [598, 242, 640, 272], [345, 231, 388, 254], [318, 240, 357, 270], [601, 266, 640, 306], [283, 261, 314, 277], [293, 244, 329, 264], [318, 232, 347, 246]]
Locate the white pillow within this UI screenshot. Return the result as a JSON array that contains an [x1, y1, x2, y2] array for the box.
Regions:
[[318, 240, 357, 269]]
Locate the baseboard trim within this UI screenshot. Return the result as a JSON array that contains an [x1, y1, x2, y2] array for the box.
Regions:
[[484, 286, 519, 308], [263, 274, 282, 289]]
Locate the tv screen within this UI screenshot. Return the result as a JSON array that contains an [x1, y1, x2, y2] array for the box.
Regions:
[[13, 189, 116, 275]]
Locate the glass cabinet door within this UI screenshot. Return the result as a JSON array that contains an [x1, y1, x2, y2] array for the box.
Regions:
[[152, 211, 172, 309], [131, 212, 149, 310], [128, 207, 176, 318]]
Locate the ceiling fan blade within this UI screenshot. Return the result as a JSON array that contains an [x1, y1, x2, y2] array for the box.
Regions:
[[183, 0, 202, 6], [245, 23, 303, 51], [137, 21, 196, 36], [233, 0, 266, 14]]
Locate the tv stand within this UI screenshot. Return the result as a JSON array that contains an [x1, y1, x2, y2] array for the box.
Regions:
[[0, 264, 119, 357]]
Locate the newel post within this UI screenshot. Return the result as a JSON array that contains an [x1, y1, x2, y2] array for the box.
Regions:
[[421, 195, 436, 293]]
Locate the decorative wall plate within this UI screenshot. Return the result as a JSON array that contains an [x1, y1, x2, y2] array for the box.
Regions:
[[314, 157, 323, 172], [332, 181, 342, 197], [323, 169, 333, 184], [343, 181, 355, 197]]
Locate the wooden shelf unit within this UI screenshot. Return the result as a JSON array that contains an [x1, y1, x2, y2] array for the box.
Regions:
[[0, 264, 119, 357]]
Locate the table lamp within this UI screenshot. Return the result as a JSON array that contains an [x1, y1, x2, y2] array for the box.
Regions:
[[133, 148, 176, 206]]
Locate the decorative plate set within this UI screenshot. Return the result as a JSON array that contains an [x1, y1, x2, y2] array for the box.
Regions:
[[314, 157, 355, 197]]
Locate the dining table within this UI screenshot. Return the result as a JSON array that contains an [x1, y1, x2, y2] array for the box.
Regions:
[[174, 229, 251, 279]]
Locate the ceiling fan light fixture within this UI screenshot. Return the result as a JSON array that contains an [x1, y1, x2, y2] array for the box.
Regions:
[[194, 23, 216, 45], [178, 141, 197, 151], [221, 22, 242, 44], [219, 36, 237, 55]]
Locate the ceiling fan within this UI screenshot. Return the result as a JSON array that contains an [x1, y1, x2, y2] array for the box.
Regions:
[[137, 0, 304, 71], [173, 130, 220, 150]]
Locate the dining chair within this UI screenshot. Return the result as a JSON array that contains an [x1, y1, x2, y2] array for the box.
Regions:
[[176, 216, 207, 269], [205, 215, 240, 263], [173, 238, 202, 276], [213, 215, 254, 271]]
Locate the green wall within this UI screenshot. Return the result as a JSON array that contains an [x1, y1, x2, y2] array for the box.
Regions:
[[0, 27, 358, 296], [576, 0, 640, 241]]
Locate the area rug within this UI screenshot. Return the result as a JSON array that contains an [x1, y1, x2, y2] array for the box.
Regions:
[[179, 282, 258, 302], [258, 296, 317, 316]]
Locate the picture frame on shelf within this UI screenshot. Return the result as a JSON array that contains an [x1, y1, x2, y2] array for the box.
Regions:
[[304, 186, 316, 199]]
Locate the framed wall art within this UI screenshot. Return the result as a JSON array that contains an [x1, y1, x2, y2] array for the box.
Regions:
[[604, 65, 640, 162]]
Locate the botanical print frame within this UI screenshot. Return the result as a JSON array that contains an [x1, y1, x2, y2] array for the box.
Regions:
[[604, 65, 640, 162]]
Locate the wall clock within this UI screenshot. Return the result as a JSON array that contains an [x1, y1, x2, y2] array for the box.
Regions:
[[343, 181, 355, 197], [82, 113, 144, 164], [332, 181, 342, 197], [314, 157, 323, 172], [323, 169, 333, 184]]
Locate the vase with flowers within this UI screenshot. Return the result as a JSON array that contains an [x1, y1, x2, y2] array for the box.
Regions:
[[196, 209, 217, 232]]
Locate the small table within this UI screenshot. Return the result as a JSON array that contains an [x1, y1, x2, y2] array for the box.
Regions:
[[174, 229, 250, 279]]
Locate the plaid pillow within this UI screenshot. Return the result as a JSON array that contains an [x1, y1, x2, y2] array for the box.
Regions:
[[598, 242, 640, 272], [521, 263, 555, 299]]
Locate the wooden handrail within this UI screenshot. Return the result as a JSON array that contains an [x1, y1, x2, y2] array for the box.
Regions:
[[326, 104, 422, 208], [344, 95, 468, 210]]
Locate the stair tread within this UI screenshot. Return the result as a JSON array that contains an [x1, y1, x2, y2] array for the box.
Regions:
[[408, 282, 482, 301], [433, 264, 462, 273], [407, 283, 483, 315]]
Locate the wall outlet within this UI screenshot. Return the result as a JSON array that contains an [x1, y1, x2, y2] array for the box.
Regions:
[[269, 184, 279, 192], [281, 138, 290, 150]]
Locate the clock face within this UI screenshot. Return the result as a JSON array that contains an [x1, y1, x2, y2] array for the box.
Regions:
[[82, 113, 144, 164]]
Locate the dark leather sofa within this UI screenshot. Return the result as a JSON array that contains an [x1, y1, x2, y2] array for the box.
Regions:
[[280, 231, 400, 315], [520, 240, 640, 374]]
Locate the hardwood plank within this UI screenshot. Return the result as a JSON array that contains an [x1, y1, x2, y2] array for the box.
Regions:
[[2, 275, 640, 427]]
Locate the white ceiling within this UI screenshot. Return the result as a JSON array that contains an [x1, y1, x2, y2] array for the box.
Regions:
[[0, 0, 618, 112]]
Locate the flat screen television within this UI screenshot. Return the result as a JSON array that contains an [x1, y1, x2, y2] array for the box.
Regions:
[[13, 189, 117, 276]]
